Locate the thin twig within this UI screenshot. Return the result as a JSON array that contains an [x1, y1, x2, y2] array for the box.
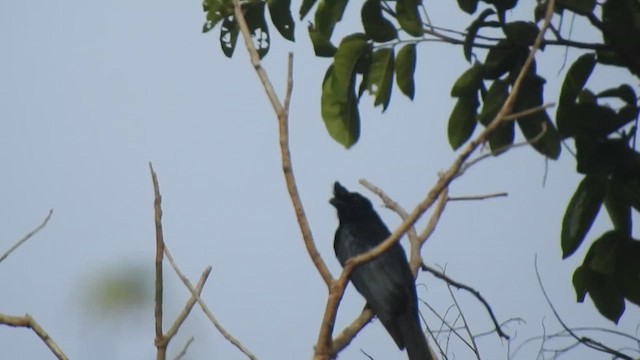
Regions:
[[0, 313, 69, 360], [0, 209, 53, 263], [534, 256, 634, 360], [173, 337, 195, 360], [150, 162, 166, 360], [232, 0, 333, 288], [422, 264, 510, 340], [164, 267, 212, 341], [448, 192, 508, 201], [501, 103, 555, 122], [446, 284, 480, 359], [165, 246, 258, 360]]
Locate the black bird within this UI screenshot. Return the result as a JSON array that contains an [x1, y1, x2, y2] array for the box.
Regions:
[[330, 182, 434, 360]]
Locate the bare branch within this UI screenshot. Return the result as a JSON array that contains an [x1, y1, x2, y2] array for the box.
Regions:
[[232, 0, 333, 288], [446, 283, 480, 359], [448, 192, 508, 201], [0, 209, 53, 264], [164, 246, 258, 360], [422, 264, 510, 341], [149, 162, 167, 360], [173, 337, 195, 360], [0, 313, 69, 360], [534, 257, 634, 360], [164, 267, 212, 340]]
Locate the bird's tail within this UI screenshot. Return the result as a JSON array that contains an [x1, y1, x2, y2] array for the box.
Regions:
[[398, 311, 436, 360]]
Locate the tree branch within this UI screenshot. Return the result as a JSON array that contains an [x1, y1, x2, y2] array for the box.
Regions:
[[0, 313, 69, 360], [0, 209, 53, 264], [150, 162, 166, 360], [232, 0, 333, 288]]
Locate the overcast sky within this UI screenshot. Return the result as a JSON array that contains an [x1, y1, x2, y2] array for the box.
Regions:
[[1, 1, 639, 359]]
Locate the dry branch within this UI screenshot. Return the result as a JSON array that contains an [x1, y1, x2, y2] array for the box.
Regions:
[[0, 209, 53, 264], [0, 313, 68, 360]]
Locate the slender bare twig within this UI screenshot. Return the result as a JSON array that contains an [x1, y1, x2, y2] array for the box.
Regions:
[[422, 264, 510, 340], [173, 337, 195, 360], [163, 267, 212, 340], [232, 0, 333, 288], [150, 163, 168, 360], [164, 246, 258, 360], [534, 257, 634, 360], [501, 103, 555, 122], [0, 209, 53, 263], [446, 285, 480, 359], [448, 192, 508, 201], [0, 313, 69, 360]]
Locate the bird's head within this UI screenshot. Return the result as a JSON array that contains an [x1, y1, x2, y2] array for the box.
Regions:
[[330, 182, 375, 222]]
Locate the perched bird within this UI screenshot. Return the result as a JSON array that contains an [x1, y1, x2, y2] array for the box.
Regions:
[[330, 182, 434, 360]]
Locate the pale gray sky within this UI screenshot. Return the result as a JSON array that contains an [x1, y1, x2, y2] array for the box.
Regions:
[[1, 1, 638, 359]]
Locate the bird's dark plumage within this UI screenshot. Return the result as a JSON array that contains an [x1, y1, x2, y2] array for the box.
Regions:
[[330, 182, 434, 360]]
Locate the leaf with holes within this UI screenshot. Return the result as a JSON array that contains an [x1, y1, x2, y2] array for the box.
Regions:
[[269, 0, 295, 41], [220, 16, 239, 58]]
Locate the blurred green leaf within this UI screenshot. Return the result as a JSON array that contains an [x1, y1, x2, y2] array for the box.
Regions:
[[333, 34, 370, 98], [448, 92, 479, 149], [503, 21, 539, 46], [587, 231, 622, 275], [604, 179, 632, 235], [395, 44, 417, 99], [557, 53, 596, 137], [587, 269, 625, 323], [557, 0, 596, 15], [617, 239, 640, 305], [269, 0, 295, 41], [367, 48, 395, 111], [321, 65, 360, 148], [396, 0, 423, 36], [513, 75, 561, 159], [457, 0, 479, 14], [573, 265, 589, 302], [482, 40, 528, 79], [479, 79, 509, 125], [361, 0, 398, 42], [314, 0, 348, 40], [597, 84, 638, 106], [451, 63, 483, 97], [308, 25, 337, 57], [464, 9, 496, 61], [299, 0, 318, 20], [562, 175, 606, 258]]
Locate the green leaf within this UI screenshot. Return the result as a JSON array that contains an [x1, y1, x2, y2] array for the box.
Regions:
[[587, 231, 622, 275], [557, 53, 596, 137], [299, 0, 318, 20], [448, 92, 479, 150], [269, 0, 295, 41], [479, 79, 509, 125], [503, 21, 539, 46], [361, 0, 398, 42], [464, 9, 496, 62], [513, 75, 561, 159], [597, 84, 638, 106], [573, 265, 589, 302], [367, 48, 395, 111], [604, 179, 632, 235], [321, 65, 360, 148], [244, 2, 271, 58], [395, 44, 417, 99], [451, 63, 483, 97], [308, 25, 337, 57], [220, 16, 239, 58], [457, 0, 478, 14], [617, 239, 640, 305], [602, 0, 640, 65], [314, 0, 349, 40], [203, 0, 228, 33], [587, 270, 625, 323], [396, 0, 423, 37], [482, 40, 528, 79], [561, 175, 606, 258], [332, 34, 370, 99], [557, 0, 596, 15], [488, 121, 514, 154]]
